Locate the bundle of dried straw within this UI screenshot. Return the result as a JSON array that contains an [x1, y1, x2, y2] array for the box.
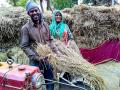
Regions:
[[37, 40, 106, 90]]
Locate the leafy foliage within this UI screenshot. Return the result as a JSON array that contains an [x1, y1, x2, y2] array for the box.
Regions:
[[8, 0, 75, 9], [52, 0, 73, 10], [16, 0, 27, 7], [7, 0, 18, 6], [8, 0, 37, 7], [72, 0, 78, 4]]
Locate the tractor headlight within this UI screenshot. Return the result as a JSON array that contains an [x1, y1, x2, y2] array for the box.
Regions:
[[32, 73, 45, 89]]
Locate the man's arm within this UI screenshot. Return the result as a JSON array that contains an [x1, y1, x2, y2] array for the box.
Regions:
[[43, 22, 60, 54], [47, 29, 59, 54], [20, 26, 40, 60]]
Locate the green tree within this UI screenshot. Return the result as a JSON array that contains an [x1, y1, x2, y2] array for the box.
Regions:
[[8, 0, 37, 7], [72, 0, 78, 4], [16, 0, 27, 7], [8, 0, 18, 6], [83, 0, 91, 4], [52, 0, 73, 10]]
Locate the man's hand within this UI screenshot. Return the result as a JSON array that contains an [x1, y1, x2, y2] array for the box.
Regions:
[[56, 51, 62, 57], [42, 56, 49, 64], [38, 56, 49, 70], [39, 56, 49, 64], [31, 55, 49, 64]]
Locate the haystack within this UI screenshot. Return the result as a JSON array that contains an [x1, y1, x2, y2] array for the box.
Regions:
[[0, 7, 28, 48], [1, 5, 120, 49], [37, 40, 106, 90], [63, 5, 120, 48]]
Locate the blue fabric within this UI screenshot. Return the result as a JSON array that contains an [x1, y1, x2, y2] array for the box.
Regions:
[[29, 60, 54, 90], [26, 1, 39, 13]]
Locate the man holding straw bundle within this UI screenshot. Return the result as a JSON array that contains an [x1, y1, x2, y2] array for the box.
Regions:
[[20, 1, 59, 90]]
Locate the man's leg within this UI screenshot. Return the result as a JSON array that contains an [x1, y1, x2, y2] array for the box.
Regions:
[[29, 59, 39, 66], [43, 63, 54, 90], [29, 59, 54, 90]]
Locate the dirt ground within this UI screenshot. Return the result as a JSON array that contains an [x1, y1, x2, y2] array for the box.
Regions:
[[96, 61, 120, 90]]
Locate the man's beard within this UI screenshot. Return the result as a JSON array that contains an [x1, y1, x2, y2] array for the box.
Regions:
[[31, 13, 42, 24]]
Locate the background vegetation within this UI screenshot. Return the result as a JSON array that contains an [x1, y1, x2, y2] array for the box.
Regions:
[[8, 0, 78, 9]]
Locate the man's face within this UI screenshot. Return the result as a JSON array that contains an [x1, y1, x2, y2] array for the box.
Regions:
[[28, 7, 41, 22], [55, 12, 62, 23]]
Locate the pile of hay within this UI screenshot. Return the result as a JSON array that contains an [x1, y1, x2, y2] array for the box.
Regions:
[[63, 5, 120, 48], [0, 7, 73, 49], [37, 40, 106, 90], [0, 7, 28, 48]]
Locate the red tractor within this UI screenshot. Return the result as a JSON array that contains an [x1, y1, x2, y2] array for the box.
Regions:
[[0, 59, 92, 90], [0, 60, 46, 90]]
